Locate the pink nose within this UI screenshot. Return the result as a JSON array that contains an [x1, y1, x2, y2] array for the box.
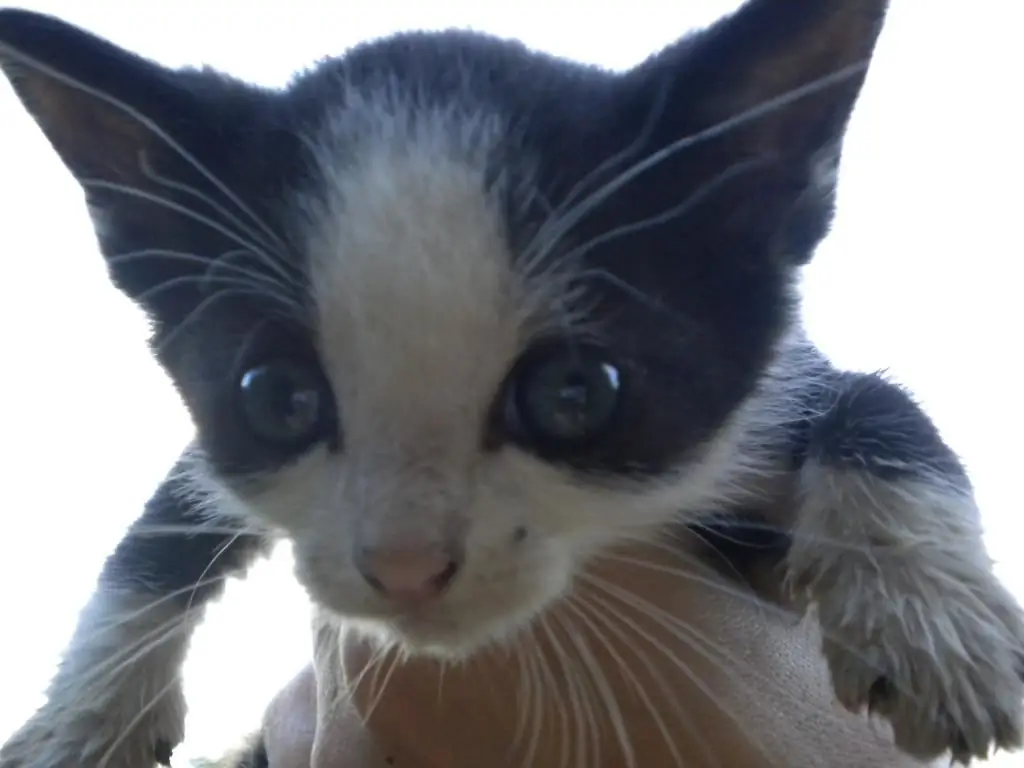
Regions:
[[355, 545, 462, 603]]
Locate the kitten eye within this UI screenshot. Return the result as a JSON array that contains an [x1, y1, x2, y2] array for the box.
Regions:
[[507, 345, 622, 448], [237, 359, 334, 448]]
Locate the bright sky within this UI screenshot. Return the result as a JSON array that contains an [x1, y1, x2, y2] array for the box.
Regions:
[[0, 1, 1021, 765]]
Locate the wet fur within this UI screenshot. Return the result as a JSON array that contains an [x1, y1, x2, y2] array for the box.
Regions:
[[0, 1, 1022, 766]]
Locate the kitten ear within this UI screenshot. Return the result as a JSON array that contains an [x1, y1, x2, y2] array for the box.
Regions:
[[0, 9, 201, 187], [0, 10, 277, 338], [623, 0, 889, 263]]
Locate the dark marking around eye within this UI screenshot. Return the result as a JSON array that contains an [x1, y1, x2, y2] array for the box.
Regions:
[[236, 357, 338, 453], [498, 341, 624, 459]]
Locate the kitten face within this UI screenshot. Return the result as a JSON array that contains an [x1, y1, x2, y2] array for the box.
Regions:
[[191, 91, 791, 655], [0, 0, 888, 656]]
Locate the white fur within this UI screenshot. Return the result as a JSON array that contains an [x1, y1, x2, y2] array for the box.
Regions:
[[0, 589, 193, 768], [788, 466, 1024, 762]]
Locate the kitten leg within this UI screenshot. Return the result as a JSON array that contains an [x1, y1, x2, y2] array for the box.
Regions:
[[786, 372, 1024, 764], [0, 456, 269, 768]]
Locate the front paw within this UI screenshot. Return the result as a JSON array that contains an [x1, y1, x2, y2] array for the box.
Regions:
[[792, 550, 1024, 764], [0, 681, 185, 768]]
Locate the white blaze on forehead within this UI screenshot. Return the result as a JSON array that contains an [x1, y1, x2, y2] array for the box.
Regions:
[[302, 103, 542, 453]]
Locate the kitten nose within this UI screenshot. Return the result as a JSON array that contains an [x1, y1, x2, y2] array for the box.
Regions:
[[355, 544, 462, 603]]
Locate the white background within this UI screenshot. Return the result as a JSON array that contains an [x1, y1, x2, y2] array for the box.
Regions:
[[0, 0, 1021, 764]]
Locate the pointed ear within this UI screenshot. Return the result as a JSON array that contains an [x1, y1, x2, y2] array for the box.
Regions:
[[0, 9, 209, 188], [673, 0, 888, 157], [0, 9, 290, 340], [620, 0, 889, 264]]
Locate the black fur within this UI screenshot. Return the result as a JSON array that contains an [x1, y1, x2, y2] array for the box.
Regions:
[[103, 454, 268, 606], [804, 371, 970, 484], [0, 1, 885, 487]]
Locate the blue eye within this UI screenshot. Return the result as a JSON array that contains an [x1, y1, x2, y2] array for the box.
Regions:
[[238, 359, 333, 448], [508, 345, 622, 446]]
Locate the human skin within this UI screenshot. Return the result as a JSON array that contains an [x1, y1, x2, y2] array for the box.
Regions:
[[257, 541, 940, 768]]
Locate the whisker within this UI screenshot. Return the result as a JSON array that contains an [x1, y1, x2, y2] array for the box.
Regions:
[[132, 275, 293, 321], [0, 44, 288, 254], [514, 629, 548, 768], [581, 574, 765, 732], [153, 287, 285, 355], [81, 178, 295, 287], [528, 624, 572, 768], [436, 658, 447, 704], [138, 152, 290, 259], [536, 615, 588, 768], [507, 638, 534, 764], [106, 247, 295, 305], [544, 618, 606, 768], [596, 540, 909, 690], [595, 548, 775, 624], [81, 577, 226, 641], [556, 154, 774, 277], [338, 641, 391, 713], [185, 532, 243, 612], [79, 611, 190, 693], [362, 648, 402, 725], [564, 594, 689, 767], [527, 60, 870, 276], [98, 673, 182, 768], [126, 524, 264, 538], [517, 78, 672, 277]]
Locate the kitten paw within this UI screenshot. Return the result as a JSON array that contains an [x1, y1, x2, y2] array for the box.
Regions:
[[0, 681, 185, 768], [795, 554, 1024, 764]]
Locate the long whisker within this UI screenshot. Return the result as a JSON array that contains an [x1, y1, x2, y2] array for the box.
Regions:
[[81, 179, 295, 287], [551, 610, 612, 768], [564, 594, 690, 767], [126, 524, 264, 538], [0, 43, 288, 251], [529, 624, 572, 768], [99, 673, 181, 768], [338, 641, 392, 714], [106, 247, 294, 305], [526, 59, 870, 273], [362, 648, 403, 725], [185, 533, 243, 612], [536, 614, 590, 768], [562, 155, 774, 267], [595, 541, 911, 692], [595, 548, 775, 624], [152, 288, 280, 355], [507, 636, 534, 764], [517, 78, 672, 275], [80, 611, 190, 693], [132, 276, 291, 319], [79, 578, 226, 644], [513, 628, 548, 768], [581, 574, 781, 766], [138, 152, 290, 258]]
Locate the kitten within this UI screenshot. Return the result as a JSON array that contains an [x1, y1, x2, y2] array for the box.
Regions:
[[1, 1, 1021, 766]]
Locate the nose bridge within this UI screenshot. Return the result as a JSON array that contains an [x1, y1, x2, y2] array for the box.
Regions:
[[351, 445, 470, 551], [349, 446, 471, 604]]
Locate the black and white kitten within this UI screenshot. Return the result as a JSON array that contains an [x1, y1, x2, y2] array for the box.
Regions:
[[1, 1, 1021, 766]]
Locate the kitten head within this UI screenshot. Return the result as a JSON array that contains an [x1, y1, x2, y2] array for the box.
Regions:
[[0, 0, 887, 657]]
